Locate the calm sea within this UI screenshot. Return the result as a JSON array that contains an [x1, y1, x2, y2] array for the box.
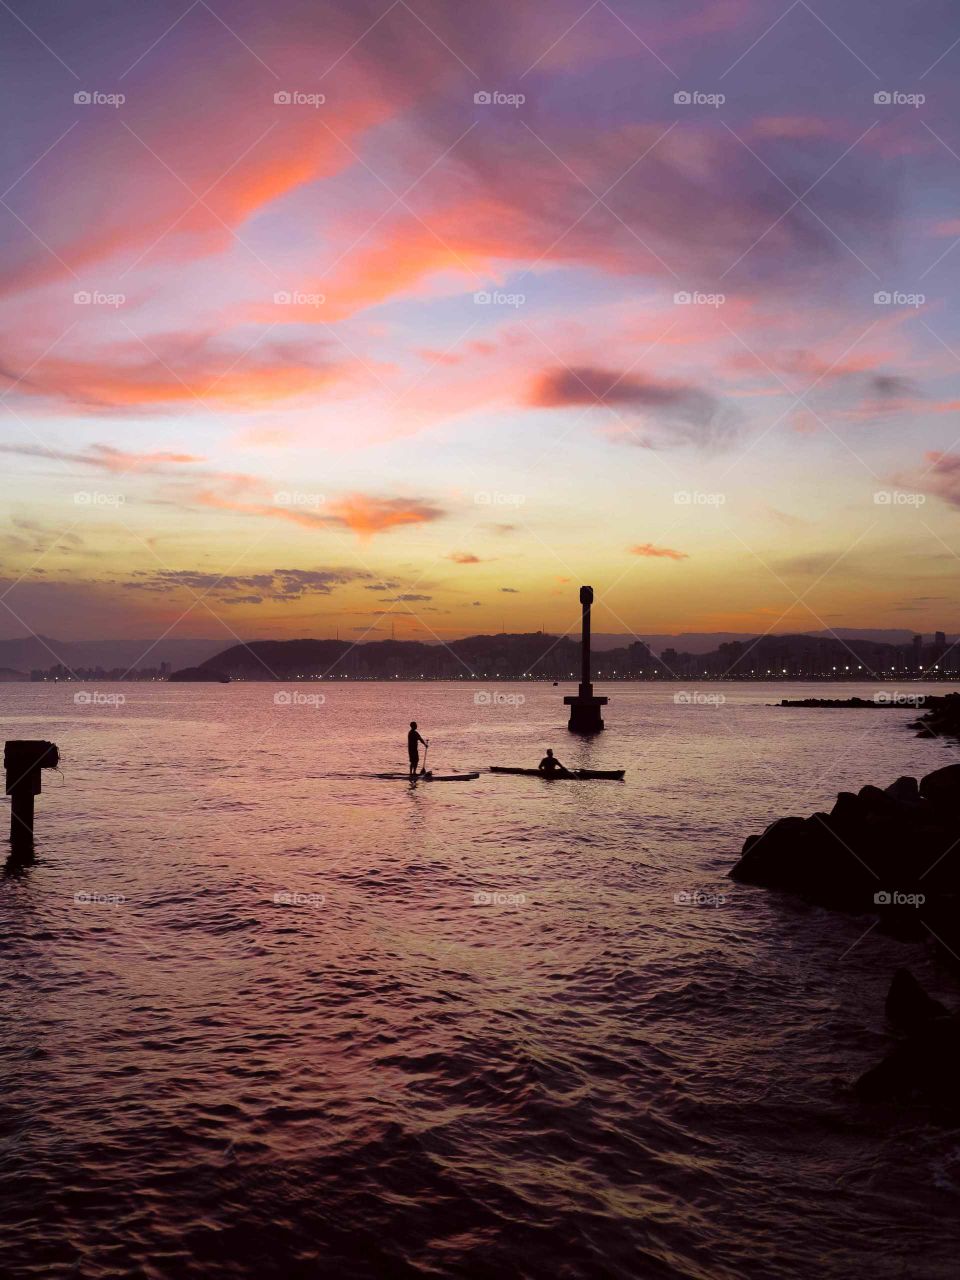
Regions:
[[2, 681, 959, 1279]]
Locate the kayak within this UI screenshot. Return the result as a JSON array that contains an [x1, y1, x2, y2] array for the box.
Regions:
[[489, 766, 625, 780], [376, 772, 480, 781]]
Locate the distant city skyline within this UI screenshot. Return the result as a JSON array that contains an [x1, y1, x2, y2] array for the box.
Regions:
[[7, 626, 960, 684]]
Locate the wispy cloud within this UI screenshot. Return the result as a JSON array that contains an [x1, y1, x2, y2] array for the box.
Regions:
[[629, 543, 689, 561]]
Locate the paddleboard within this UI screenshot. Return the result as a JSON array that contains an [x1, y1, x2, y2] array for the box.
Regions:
[[375, 771, 480, 781]]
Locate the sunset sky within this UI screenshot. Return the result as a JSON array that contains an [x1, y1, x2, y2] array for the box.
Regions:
[[3, 0, 960, 647]]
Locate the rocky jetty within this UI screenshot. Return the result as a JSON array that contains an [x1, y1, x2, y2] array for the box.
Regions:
[[732, 764, 960, 941], [910, 691, 960, 739], [778, 696, 929, 709], [733, 767, 960, 1111]]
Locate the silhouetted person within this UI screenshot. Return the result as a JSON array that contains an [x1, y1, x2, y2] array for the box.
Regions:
[[538, 749, 568, 776], [408, 721, 427, 776]]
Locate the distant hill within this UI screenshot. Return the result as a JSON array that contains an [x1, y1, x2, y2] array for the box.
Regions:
[[592, 628, 924, 654], [171, 630, 945, 681], [171, 634, 592, 681], [6, 629, 936, 673], [0, 667, 27, 682]]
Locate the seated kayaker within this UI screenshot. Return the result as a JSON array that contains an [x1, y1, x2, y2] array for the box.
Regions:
[[538, 749, 568, 776]]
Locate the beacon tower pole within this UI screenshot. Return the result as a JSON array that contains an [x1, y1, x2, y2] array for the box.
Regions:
[[563, 586, 607, 733]]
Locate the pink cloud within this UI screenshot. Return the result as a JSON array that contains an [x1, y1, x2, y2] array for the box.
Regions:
[[902, 452, 960, 508], [0, 332, 348, 411], [0, 442, 204, 472]]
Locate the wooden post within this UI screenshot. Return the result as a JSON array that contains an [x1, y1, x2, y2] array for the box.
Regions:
[[10, 783, 36, 846], [4, 740, 58, 850]]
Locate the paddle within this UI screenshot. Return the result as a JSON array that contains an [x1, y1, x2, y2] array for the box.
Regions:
[[420, 739, 430, 776]]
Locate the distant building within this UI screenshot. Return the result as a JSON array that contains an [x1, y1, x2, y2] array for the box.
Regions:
[[628, 640, 653, 672], [912, 634, 923, 672]]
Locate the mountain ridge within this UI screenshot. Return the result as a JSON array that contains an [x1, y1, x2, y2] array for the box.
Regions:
[[169, 630, 952, 681]]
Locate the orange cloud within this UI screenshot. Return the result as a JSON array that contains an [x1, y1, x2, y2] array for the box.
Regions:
[[630, 544, 689, 561], [196, 488, 445, 540], [447, 551, 481, 563], [0, 438, 445, 541], [328, 494, 445, 539]]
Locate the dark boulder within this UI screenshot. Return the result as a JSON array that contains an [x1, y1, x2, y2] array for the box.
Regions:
[[884, 775, 919, 804], [919, 762, 960, 808], [855, 1015, 960, 1110], [912, 692, 960, 740], [830, 791, 861, 823], [732, 816, 842, 899], [731, 810, 876, 909], [885, 968, 950, 1033]]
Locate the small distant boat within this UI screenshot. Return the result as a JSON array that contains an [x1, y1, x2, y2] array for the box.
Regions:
[[489, 766, 625, 780], [218, 675, 231, 683], [376, 771, 480, 782]]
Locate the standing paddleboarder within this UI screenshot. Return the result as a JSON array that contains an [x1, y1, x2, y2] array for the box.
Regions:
[[408, 721, 428, 777]]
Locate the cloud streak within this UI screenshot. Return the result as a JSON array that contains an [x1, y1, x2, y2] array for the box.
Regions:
[[630, 544, 689, 561]]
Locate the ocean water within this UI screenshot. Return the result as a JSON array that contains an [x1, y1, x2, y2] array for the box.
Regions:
[[2, 680, 959, 1279]]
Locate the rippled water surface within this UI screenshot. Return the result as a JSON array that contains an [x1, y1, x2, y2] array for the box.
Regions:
[[2, 681, 960, 1279]]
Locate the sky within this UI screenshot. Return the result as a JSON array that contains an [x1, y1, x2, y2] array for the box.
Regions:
[[3, 0, 960, 653]]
